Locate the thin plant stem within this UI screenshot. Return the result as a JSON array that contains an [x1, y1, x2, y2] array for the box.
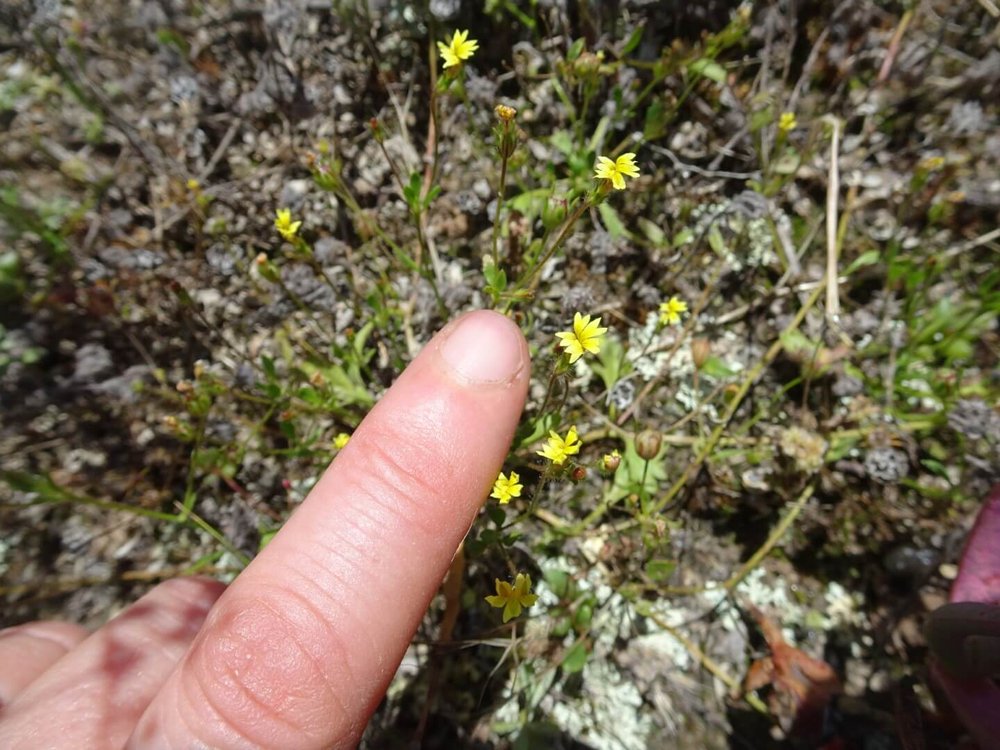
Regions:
[[491, 155, 509, 268]]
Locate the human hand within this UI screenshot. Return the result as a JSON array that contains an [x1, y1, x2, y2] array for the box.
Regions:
[[0, 310, 529, 749]]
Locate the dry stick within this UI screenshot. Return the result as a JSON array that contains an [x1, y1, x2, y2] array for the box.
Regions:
[[650, 483, 816, 599], [877, 9, 915, 84], [638, 606, 769, 715], [419, 37, 443, 283], [722, 483, 815, 592], [942, 226, 1000, 260], [415, 545, 465, 745], [616, 266, 724, 427], [825, 115, 842, 323], [0, 566, 235, 598], [648, 280, 826, 518], [975, 0, 1000, 19]]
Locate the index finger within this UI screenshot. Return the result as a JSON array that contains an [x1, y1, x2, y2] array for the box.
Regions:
[[128, 310, 529, 749]]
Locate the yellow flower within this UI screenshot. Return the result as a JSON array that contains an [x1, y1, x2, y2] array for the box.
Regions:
[[494, 104, 517, 122], [491, 471, 523, 504], [333, 432, 351, 449], [537, 425, 581, 466], [658, 296, 688, 326], [274, 208, 302, 241], [437, 29, 478, 69], [555, 312, 608, 363], [778, 111, 798, 134], [485, 572, 538, 623], [594, 152, 640, 190]]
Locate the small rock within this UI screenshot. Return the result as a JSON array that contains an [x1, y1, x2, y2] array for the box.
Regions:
[[73, 343, 113, 383]]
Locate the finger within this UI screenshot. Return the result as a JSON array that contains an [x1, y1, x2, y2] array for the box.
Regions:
[[0, 621, 89, 708], [0, 577, 225, 749], [130, 310, 529, 750]]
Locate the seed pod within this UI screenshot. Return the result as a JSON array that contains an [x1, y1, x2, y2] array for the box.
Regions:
[[691, 338, 711, 370], [635, 429, 662, 460]]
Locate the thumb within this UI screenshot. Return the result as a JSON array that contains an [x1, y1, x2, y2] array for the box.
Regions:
[[128, 310, 530, 749]]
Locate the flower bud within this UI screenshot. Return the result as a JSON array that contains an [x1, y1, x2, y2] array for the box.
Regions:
[[602, 450, 621, 472], [635, 429, 662, 460], [571, 465, 588, 482], [254, 252, 279, 283], [541, 196, 567, 230], [691, 338, 711, 370]]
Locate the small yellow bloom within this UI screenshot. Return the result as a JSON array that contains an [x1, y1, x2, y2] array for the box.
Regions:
[[658, 296, 688, 326], [594, 152, 640, 190], [485, 572, 538, 623], [494, 104, 517, 122], [333, 432, 351, 449], [555, 312, 608, 363], [537, 425, 581, 466], [438, 29, 478, 69], [274, 208, 302, 241], [186, 178, 200, 191], [491, 470, 523, 504], [778, 111, 798, 134]]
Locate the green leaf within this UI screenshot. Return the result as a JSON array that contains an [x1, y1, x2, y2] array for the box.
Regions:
[[486, 504, 506, 527], [643, 97, 667, 140], [700, 356, 739, 380], [622, 25, 644, 55], [402, 171, 423, 213], [483, 258, 507, 294], [645, 559, 677, 582], [688, 58, 727, 83], [844, 249, 880, 275], [549, 129, 574, 157], [561, 641, 588, 673], [598, 202, 628, 238], [921, 458, 951, 481], [516, 411, 557, 448], [589, 334, 628, 392], [543, 568, 570, 598], [566, 38, 585, 62], [638, 218, 666, 245], [672, 227, 694, 247]]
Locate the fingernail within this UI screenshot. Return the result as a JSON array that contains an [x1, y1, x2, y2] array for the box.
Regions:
[[439, 310, 525, 384]]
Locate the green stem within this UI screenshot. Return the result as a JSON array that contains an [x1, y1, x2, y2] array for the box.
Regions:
[[491, 156, 509, 268]]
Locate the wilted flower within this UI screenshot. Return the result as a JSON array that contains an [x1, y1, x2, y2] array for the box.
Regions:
[[779, 426, 827, 474], [438, 29, 478, 69], [485, 572, 538, 622], [594, 152, 640, 190]]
